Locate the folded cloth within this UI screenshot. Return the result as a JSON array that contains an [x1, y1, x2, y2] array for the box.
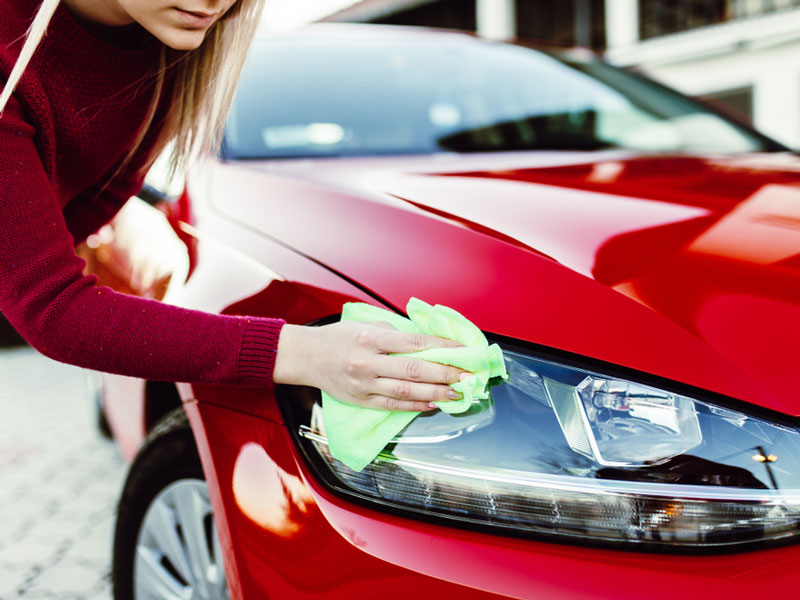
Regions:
[[321, 297, 508, 472]]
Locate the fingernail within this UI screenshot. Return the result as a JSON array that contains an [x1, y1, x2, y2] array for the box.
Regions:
[[459, 372, 471, 381], [447, 390, 461, 399]]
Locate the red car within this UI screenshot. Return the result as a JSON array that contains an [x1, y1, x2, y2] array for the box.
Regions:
[[95, 23, 800, 600]]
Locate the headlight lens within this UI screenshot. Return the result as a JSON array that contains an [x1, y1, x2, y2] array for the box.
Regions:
[[285, 346, 800, 550]]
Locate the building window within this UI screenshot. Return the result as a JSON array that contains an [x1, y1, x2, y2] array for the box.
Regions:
[[516, 0, 606, 49], [697, 86, 753, 124], [370, 0, 477, 31], [640, 0, 800, 40]]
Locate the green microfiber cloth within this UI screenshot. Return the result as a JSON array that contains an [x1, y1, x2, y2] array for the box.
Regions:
[[321, 298, 508, 472]]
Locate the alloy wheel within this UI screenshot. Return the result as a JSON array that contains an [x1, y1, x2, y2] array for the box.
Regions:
[[134, 479, 228, 600]]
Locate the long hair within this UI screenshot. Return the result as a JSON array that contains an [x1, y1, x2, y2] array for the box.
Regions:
[[0, 0, 265, 178]]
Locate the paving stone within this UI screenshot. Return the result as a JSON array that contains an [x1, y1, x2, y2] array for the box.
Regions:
[[67, 525, 113, 566], [5, 593, 53, 600], [49, 504, 97, 525], [0, 348, 127, 600], [0, 537, 60, 569], [0, 564, 29, 597], [83, 584, 112, 600], [21, 521, 82, 551], [23, 560, 101, 597]]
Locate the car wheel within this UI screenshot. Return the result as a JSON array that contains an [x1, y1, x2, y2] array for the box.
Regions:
[[88, 373, 112, 439], [112, 407, 229, 600]]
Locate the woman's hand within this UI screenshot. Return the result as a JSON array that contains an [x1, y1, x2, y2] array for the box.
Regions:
[[272, 322, 465, 411]]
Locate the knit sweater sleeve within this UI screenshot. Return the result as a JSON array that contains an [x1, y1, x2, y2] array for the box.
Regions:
[[62, 171, 142, 248], [0, 95, 284, 385]]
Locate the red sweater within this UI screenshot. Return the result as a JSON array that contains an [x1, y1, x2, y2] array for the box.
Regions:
[[0, 0, 284, 385]]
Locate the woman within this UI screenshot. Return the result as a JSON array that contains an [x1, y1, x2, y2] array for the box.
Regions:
[[0, 0, 464, 412]]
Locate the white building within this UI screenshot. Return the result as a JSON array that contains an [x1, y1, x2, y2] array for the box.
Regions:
[[320, 0, 800, 149], [606, 0, 800, 149]]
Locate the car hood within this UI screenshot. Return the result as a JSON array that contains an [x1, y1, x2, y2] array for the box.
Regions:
[[205, 151, 800, 415]]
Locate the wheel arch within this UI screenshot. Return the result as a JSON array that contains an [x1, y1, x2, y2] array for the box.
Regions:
[[143, 380, 183, 434]]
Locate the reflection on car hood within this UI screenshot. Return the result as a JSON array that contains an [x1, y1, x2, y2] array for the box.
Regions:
[[208, 151, 800, 414]]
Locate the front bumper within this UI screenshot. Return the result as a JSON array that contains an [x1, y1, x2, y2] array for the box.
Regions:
[[187, 399, 800, 600]]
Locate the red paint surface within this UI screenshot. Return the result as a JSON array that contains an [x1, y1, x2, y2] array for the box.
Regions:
[[102, 375, 146, 462], [102, 148, 800, 597], [207, 151, 799, 413], [187, 402, 800, 599], [190, 402, 508, 599]]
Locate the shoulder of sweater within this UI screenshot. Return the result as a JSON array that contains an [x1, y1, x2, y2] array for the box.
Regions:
[[0, 0, 37, 43], [0, 1, 54, 180], [0, 0, 47, 94]]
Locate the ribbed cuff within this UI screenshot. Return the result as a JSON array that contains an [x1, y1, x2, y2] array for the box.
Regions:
[[237, 317, 285, 386]]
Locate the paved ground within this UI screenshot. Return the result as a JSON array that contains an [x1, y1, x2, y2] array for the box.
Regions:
[[0, 346, 126, 600]]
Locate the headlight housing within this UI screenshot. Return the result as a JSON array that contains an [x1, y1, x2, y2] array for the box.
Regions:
[[282, 342, 800, 551]]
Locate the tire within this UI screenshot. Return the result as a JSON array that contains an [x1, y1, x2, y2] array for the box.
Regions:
[[88, 373, 112, 439], [0, 313, 26, 347], [112, 408, 230, 600], [97, 402, 113, 439]]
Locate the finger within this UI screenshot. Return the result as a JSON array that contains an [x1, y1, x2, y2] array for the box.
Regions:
[[365, 320, 399, 330], [375, 329, 463, 354], [360, 394, 439, 412], [371, 377, 462, 404], [376, 355, 464, 385]]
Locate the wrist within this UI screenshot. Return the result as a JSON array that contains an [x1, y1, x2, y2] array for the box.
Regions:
[[273, 324, 315, 386]]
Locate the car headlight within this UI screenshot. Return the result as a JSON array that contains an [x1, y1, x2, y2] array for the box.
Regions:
[[282, 343, 800, 551]]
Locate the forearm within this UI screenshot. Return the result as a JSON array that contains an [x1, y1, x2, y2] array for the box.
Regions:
[[0, 96, 284, 386], [5, 270, 284, 384]]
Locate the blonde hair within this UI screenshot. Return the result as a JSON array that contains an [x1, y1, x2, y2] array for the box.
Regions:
[[0, 0, 265, 178]]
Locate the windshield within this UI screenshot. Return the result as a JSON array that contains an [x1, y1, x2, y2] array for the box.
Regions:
[[225, 30, 777, 159]]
